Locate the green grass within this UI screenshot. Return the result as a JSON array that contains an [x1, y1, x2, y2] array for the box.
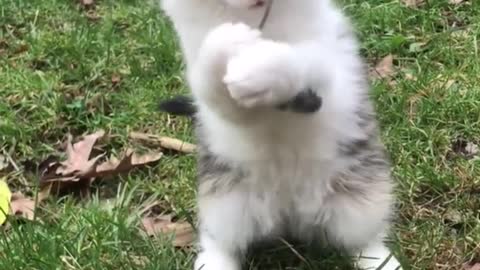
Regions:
[[0, 0, 479, 269]]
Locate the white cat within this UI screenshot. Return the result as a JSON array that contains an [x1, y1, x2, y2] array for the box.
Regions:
[[160, 0, 403, 269]]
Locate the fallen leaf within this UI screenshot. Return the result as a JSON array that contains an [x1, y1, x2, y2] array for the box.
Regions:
[[0, 179, 12, 224], [54, 130, 105, 178], [142, 216, 195, 247], [9, 193, 35, 220], [401, 0, 424, 7], [38, 130, 105, 198], [369, 54, 396, 83], [88, 149, 163, 178], [449, 0, 465, 4], [130, 132, 196, 154], [38, 130, 163, 199]]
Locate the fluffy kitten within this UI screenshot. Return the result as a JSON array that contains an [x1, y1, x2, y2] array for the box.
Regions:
[[160, 0, 403, 269]]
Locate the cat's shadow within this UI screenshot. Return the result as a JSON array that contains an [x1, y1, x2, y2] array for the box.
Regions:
[[246, 239, 355, 270]]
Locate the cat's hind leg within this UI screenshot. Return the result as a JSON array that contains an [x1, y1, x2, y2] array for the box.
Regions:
[[353, 238, 402, 270], [321, 188, 402, 270], [195, 188, 278, 270]]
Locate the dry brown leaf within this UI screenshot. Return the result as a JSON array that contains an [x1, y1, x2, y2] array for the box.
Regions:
[[463, 263, 480, 270], [142, 216, 195, 247], [9, 193, 35, 220], [401, 0, 424, 7], [130, 132, 196, 154], [38, 130, 163, 199], [39, 130, 105, 198], [89, 149, 163, 178], [370, 54, 395, 81], [54, 130, 105, 177]]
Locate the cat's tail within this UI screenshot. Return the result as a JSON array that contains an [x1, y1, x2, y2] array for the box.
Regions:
[[158, 95, 196, 117]]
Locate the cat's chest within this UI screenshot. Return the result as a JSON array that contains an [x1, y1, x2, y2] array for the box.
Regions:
[[241, 157, 334, 201]]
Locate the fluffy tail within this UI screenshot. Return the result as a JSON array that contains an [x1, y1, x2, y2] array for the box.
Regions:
[[158, 95, 197, 117]]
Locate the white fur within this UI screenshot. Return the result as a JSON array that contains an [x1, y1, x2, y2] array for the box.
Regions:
[[160, 0, 403, 269]]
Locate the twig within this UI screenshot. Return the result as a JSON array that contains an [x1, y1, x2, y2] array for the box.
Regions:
[[129, 132, 196, 154]]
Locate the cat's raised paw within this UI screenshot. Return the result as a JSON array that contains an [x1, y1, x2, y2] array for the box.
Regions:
[[224, 40, 303, 108], [200, 22, 262, 70]]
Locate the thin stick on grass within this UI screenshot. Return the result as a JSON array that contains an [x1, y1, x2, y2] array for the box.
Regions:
[[129, 132, 196, 154]]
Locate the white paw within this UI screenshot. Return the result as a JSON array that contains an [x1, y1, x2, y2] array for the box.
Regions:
[[200, 22, 262, 72], [355, 243, 403, 270], [223, 40, 302, 108], [194, 250, 240, 270]]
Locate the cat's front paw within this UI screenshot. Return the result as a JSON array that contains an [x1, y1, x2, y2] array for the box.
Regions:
[[199, 22, 262, 73], [223, 41, 303, 108]]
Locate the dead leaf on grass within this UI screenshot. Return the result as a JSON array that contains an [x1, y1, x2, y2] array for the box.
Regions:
[[9, 193, 35, 220], [369, 54, 396, 84], [55, 130, 106, 177], [39, 131, 163, 198], [130, 132, 196, 154], [89, 149, 163, 178], [142, 215, 195, 247]]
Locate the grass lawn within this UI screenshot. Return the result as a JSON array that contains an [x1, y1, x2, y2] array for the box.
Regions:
[[0, 0, 479, 269]]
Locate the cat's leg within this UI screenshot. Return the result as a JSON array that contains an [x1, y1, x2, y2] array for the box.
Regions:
[[190, 23, 327, 116], [195, 189, 273, 270], [195, 233, 240, 270], [224, 40, 306, 108], [224, 39, 337, 109], [353, 236, 402, 270], [187, 23, 263, 121], [321, 193, 402, 270]]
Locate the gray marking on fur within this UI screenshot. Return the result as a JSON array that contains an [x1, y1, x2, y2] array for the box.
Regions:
[[196, 124, 248, 195]]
